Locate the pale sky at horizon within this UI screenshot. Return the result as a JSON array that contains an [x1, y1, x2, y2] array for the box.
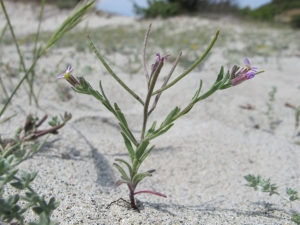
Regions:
[[97, 0, 272, 17]]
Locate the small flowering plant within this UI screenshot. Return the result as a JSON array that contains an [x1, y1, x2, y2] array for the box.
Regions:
[[57, 25, 264, 210]]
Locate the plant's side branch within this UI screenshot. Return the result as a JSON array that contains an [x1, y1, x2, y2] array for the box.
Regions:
[[148, 52, 182, 116], [87, 36, 145, 106], [152, 30, 220, 96], [140, 60, 164, 142], [143, 23, 151, 85]]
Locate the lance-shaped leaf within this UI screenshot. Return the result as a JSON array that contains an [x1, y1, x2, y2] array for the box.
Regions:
[[115, 158, 133, 178], [160, 107, 180, 128], [136, 145, 155, 172], [119, 123, 138, 147], [215, 66, 224, 84], [116, 179, 131, 187], [195, 81, 221, 103], [222, 70, 231, 84], [99, 81, 108, 101], [88, 88, 105, 103], [113, 163, 130, 182], [114, 103, 128, 128], [132, 170, 155, 189], [150, 123, 174, 140], [121, 132, 135, 162], [191, 80, 203, 101], [145, 121, 156, 138], [135, 138, 150, 160]]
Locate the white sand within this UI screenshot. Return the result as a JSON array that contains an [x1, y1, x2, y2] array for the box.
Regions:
[[1, 1, 300, 224]]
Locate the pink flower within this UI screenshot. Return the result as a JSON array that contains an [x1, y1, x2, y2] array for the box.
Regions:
[[57, 65, 73, 79], [231, 58, 258, 86], [57, 65, 79, 87]]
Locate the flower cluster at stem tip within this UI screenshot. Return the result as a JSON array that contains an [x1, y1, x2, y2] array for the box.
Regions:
[[231, 58, 259, 86]]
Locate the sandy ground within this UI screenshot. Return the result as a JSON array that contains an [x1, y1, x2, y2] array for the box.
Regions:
[[1, 1, 300, 224]]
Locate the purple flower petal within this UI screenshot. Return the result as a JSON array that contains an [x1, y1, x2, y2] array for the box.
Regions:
[[66, 65, 73, 73], [57, 73, 65, 79], [57, 65, 74, 79], [246, 71, 255, 79], [244, 58, 250, 66], [250, 66, 258, 71]]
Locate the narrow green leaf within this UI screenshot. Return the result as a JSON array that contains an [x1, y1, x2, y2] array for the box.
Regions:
[[136, 138, 150, 160], [113, 163, 130, 181], [114, 103, 128, 128], [121, 132, 135, 162], [119, 123, 138, 147], [150, 123, 174, 140], [222, 70, 230, 84], [145, 121, 157, 138], [87, 36, 144, 106], [182, 104, 194, 116], [161, 107, 180, 127], [215, 66, 224, 83], [192, 80, 203, 101], [132, 171, 152, 188], [88, 88, 105, 102], [136, 145, 155, 171], [115, 158, 133, 178], [72, 86, 89, 94], [99, 81, 108, 100], [116, 179, 130, 187]]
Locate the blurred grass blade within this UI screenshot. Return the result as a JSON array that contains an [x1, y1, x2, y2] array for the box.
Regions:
[[0, 22, 8, 43], [0, 113, 17, 125], [46, 0, 97, 49]]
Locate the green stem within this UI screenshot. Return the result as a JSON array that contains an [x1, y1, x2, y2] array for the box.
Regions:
[[87, 36, 144, 106], [152, 30, 220, 96], [140, 60, 164, 142], [2, 142, 21, 158]]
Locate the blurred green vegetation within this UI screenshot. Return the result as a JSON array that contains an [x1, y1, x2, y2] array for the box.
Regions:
[[291, 14, 300, 29], [245, 0, 300, 21], [135, 0, 300, 28], [12, 0, 80, 9], [134, 0, 239, 18]]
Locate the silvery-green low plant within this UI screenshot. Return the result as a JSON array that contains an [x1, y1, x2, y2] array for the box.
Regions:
[[245, 174, 300, 224], [57, 24, 264, 210], [0, 112, 71, 224]]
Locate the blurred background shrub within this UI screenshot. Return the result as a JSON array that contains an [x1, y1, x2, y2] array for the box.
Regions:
[[134, 0, 300, 29]]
